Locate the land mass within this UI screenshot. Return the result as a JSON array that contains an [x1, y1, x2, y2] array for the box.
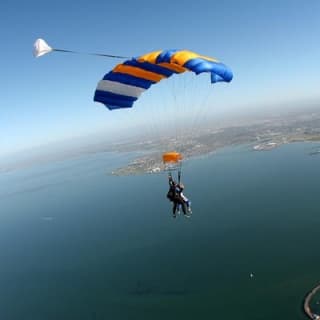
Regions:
[[110, 108, 320, 175]]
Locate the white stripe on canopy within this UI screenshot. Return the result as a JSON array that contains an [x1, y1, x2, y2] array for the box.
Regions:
[[96, 80, 145, 98]]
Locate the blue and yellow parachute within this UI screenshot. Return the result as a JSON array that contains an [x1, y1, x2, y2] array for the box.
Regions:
[[94, 49, 233, 110]]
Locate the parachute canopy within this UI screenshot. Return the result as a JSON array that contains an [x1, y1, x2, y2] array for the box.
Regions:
[[94, 49, 233, 110], [162, 152, 183, 164]]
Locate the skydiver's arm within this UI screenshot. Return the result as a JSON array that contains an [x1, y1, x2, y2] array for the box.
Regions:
[[180, 192, 189, 202]]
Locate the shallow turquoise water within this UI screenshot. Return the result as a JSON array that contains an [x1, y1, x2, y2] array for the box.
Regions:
[[0, 143, 319, 319]]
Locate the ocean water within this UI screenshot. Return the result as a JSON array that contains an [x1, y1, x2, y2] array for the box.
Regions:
[[0, 143, 320, 320]]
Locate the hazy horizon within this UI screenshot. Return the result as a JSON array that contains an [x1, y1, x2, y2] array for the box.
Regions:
[[1, 100, 319, 173]]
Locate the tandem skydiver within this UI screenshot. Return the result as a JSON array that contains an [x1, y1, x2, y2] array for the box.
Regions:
[[167, 173, 192, 218]]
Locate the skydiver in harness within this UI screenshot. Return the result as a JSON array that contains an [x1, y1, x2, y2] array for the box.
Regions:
[[167, 172, 192, 218]]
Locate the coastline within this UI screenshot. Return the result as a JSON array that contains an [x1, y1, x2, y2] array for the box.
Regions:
[[303, 284, 320, 319], [110, 139, 320, 176]]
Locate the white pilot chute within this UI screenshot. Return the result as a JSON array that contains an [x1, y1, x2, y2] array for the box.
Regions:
[[33, 38, 53, 57]]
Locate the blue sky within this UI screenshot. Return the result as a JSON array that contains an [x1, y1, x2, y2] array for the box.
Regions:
[[1, 0, 320, 155]]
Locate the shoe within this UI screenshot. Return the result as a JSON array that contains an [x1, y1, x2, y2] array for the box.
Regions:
[[187, 207, 192, 214], [184, 214, 191, 218]]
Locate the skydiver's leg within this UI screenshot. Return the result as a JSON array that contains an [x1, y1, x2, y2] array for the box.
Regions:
[[185, 200, 192, 213], [172, 201, 178, 218], [181, 193, 192, 213], [180, 201, 187, 215]]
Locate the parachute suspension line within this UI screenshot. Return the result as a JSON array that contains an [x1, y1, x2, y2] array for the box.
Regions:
[[169, 76, 179, 151], [162, 77, 179, 152], [177, 75, 186, 151], [146, 96, 162, 143], [52, 49, 130, 59], [188, 81, 215, 144], [185, 74, 199, 138], [169, 74, 196, 155], [162, 73, 203, 165], [174, 73, 201, 156], [178, 75, 189, 153], [167, 163, 182, 184], [149, 79, 176, 166], [170, 85, 182, 147], [186, 76, 200, 139], [151, 99, 169, 162], [157, 86, 176, 159]]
